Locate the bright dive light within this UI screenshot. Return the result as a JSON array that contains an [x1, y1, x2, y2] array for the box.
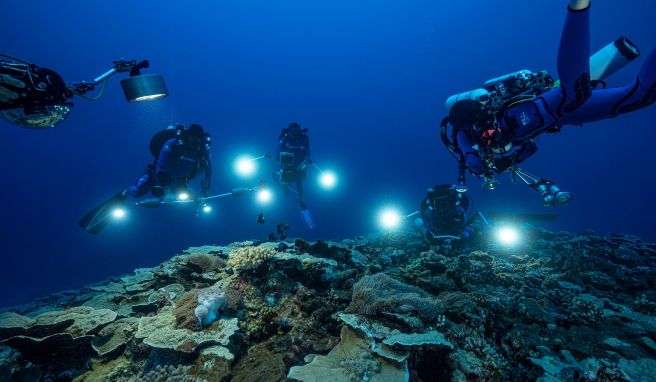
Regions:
[[202, 204, 212, 213], [177, 192, 190, 201], [235, 156, 257, 178], [379, 208, 402, 230], [319, 171, 337, 190], [257, 188, 273, 204], [496, 226, 520, 246], [112, 208, 126, 219]]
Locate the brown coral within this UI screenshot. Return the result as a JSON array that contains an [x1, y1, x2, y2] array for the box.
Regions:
[[174, 290, 202, 331], [187, 254, 218, 273], [345, 273, 442, 321]]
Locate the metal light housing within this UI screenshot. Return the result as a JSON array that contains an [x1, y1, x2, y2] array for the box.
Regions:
[[120, 74, 168, 102]]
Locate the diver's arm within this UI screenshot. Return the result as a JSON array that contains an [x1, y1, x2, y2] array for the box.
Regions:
[[456, 129, 485, 176]]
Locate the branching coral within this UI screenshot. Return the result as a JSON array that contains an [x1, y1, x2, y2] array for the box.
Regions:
[[227, 245, 276, 272], [345, 273, 442, 321]]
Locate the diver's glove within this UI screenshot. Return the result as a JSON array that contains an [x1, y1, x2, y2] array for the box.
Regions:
[[300, 209, 317, 230], [0, 74, 25, 103]]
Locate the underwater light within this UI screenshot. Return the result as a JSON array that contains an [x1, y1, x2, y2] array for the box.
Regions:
[[202, 204, 212, 213], [256, 188, 273, 205], [177, 192, 190, 201], [318, 170, 338, 190], [120, 74, 168, 102], [379, 208, 402, 230], [496, 226, 520, 246], [235, 156, 257, 178], [112, 208, 126, 219]]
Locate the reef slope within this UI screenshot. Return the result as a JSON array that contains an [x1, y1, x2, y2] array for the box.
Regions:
[[0, 229, 655, 381]]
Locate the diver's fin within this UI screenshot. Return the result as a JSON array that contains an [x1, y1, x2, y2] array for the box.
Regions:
[[78, 191, 128, 235], [300, 209, 317, 230]]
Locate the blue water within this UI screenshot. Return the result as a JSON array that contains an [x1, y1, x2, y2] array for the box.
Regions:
[[1, 0, 655, 307]]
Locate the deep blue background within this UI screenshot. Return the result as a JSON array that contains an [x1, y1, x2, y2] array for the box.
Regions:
[[1, 0, 655, 307]]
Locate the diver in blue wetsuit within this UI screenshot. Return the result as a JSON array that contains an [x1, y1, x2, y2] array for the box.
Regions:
[[441, 0, 655, 206], [79, 123, 212, 234], [128, 123, 212, 198], [274, 122, 317, 230]]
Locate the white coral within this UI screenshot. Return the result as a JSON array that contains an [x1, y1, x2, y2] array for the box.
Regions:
[[194, 291, 227, 327]]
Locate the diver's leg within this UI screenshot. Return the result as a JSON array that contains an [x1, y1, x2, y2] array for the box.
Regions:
[[541, 2, 592, 117], [558, 47, 656, 125], [296, 179, 306, 209], [556, 2, 592, 115], [611, 47, 656, 114]]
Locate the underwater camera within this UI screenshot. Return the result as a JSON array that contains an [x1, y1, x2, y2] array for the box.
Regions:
[[279, 152, 296, 171], [0, 54, 167, 129]]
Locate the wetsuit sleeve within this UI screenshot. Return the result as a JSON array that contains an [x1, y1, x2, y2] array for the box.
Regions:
[[456, 129, 485, 176]]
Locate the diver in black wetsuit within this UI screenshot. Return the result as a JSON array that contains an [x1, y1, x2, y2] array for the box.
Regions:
[[441, 0, 655, 206], [418, 184, 482, 244], [78, 123, 212, 234], [274, 122, 317, 230], [127, 123, 212, 199]]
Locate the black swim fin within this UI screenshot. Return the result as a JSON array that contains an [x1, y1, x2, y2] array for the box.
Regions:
[[78, 191, 128, 235]]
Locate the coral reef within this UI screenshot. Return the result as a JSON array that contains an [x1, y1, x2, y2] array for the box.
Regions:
[[142, 365, 206, 382], [0, 228, 654, 381]]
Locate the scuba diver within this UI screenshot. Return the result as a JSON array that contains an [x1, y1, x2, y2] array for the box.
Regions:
[[79, 123, 212, 234], [441, 0, 655, 206], [0, 54, 167, 129], [418, 184, 483, 244], [416, 184, 559, 246], [274, 122, 317, 230]]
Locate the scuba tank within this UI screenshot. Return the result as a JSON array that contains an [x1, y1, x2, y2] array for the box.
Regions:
[[445, 70, 555, 115], [590, 36, 640, 81], [445, 35, 641, 116]]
